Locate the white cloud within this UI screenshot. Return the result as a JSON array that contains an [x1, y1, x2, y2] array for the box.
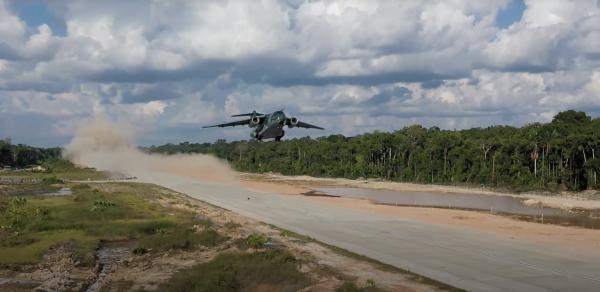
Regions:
[[1, 0, 599, 146], [586, 71, 600, 94], [0, 0, 26, 46], [23, 25, 61, 60], [483, 0, 600, 70]]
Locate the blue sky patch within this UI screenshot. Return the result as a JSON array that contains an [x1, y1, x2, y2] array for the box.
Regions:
[[11, 0, 66, 36], [496, 0, 526, 29]]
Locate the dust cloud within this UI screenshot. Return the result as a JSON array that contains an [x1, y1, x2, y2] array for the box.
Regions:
[[63, 116, 237, 183]]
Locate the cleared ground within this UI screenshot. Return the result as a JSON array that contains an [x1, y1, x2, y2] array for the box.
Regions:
[[138, 173, 600, 292], [1, 175, 438, 291]]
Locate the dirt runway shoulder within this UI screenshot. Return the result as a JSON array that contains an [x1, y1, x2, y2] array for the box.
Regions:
[[241, 177, 600, 251], [140, 172, 600, 292]]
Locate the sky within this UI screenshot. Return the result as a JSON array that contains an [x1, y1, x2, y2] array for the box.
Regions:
[[0, 0, 599, 147]]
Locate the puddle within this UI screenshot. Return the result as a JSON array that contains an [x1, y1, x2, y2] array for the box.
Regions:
[[301, 190, 340, 198], [85, 241, 130, 292], [313, 187, 600, 229]]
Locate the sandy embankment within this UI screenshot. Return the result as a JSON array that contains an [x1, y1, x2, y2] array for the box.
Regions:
[[243, 173, 600, 210], [241, 173, 600, 251]]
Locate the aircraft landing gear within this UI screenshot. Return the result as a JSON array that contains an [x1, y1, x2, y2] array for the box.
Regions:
[[275, 130, 285, 141]]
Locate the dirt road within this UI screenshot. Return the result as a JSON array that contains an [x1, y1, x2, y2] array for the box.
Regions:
[[138, 173, 600, 292]]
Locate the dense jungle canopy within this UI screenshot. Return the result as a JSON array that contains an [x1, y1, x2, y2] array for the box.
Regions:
[[0, 139, 60, 169], [149, 110, 600, 192], [2, 110, 598, 192]]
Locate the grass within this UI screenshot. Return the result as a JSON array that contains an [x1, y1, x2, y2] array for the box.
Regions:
[[160, 250, 310, 292], [234, 233, 270, 250], [0, 230, 97, 265], [0, 159, 109, 181], [0, 182, 220, 265], [275, 225, 313, 242], [138, 228, 227, 252], [44, 159, 110, 181], [0, 159, 109, 198]]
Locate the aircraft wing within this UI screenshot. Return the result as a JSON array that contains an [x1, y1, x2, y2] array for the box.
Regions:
[[203, 119, 251, 128], [232, 112, 264, 117], [296, 121, 324, 130]]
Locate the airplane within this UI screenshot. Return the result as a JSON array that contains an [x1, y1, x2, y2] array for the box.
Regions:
[[203, 110, 324, 141]]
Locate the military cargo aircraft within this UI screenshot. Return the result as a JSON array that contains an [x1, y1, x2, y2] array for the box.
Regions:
[[203, 110, 323, 141]]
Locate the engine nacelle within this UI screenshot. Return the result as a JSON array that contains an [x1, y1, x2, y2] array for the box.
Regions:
[[249, 116, 261, 127], [288, 117, 299, 128]]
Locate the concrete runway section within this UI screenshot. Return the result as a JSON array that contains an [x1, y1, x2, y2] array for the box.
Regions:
[[138, 174, 600, 292]]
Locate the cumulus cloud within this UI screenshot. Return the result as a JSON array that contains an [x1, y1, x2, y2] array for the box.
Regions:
[[483, 0, 600, 71], [0, 0, 599, 146]]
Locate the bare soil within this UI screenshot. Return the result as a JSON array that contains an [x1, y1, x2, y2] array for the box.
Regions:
[[2, 182, 442, 292], [243, 173, 600, 210], [241, 173, 600, 252]]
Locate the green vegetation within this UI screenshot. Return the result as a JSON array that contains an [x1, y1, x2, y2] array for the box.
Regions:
[[149, 110, 600, 192], [160, 250, 310, 292], [0, 230, 97, 265], [244, 233, 270, 248], [42, 159, 109, 181], [0, 139, 60, 169], [0, 183, 218, 265], [138, 228, 226, 252], [277, 226, 313, 241], [0, 159, 109, 181], [235, 233, 270, 250]]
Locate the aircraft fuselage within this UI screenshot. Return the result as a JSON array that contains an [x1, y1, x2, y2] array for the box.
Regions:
[[250, 111, 286, 141]]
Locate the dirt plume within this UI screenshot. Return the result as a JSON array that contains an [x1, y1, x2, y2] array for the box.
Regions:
[[63, 116, 236, 183]]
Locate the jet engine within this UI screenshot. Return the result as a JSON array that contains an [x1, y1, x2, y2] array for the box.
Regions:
[[288, 117, 299, 128], [249, 116, 261, 127]]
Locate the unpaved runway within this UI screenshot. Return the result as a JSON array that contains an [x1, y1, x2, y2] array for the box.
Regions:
[[140, 174, 600, 292]]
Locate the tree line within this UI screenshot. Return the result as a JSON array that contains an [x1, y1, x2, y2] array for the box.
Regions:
[[148, 110, 600, 192], [0, 139, 61, 168]]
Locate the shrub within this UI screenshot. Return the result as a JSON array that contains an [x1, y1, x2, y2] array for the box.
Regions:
[[196, 229, 227, 247], [42, 176, 61, 185], [161, 250, 309, 292], [140, 228, 226, 252], [243, 233, 270, 249], [366, 278, 375, 287], [132, 247, 147, 255], [90, 200, 117, 212], [0, 197, 29, 232]]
